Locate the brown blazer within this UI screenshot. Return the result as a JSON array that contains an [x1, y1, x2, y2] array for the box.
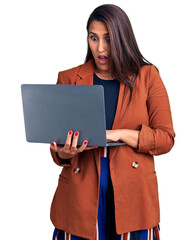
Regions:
[[50, 59, 175, 239]]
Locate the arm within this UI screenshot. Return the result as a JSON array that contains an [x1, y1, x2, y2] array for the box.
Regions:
[[107, 65, 175, 155], [136, 65, 175, 155]]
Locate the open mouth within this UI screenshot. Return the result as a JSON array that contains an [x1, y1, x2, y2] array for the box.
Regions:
[[98, 56, 107, 59], [98, 56, 108, 64]]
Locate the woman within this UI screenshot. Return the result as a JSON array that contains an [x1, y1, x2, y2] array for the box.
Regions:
[[50, 4, 175, 240]]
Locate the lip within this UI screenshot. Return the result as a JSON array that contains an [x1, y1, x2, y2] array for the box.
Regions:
[[98, 55, 108, 64]]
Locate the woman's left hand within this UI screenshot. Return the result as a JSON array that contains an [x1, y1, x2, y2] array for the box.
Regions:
[[106, 130, 120, 142]]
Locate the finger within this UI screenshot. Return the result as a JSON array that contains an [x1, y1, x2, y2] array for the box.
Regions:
[[50, 141, 58, 152], [64, 130, 73, 150], [78, 140, 88, 152], [71, 131, 79, 149]]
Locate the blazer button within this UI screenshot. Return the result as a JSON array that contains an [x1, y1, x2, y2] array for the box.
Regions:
[[73, 168, 81, 174], [132, 161, 139, 168]]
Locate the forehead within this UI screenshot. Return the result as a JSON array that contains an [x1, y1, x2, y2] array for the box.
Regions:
[[88, 20, 108, 34]]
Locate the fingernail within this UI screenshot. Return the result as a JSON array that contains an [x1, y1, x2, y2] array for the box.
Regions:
[[75, 132, 79, 137], [69, 130, 73, 135], [52, 142, 56, 146], [84, 140, 88, 145]]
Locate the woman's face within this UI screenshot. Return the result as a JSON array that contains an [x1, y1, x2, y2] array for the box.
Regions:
[[88, 20, 111, 73]]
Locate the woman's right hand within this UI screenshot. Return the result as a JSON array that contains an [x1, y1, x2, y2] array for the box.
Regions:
[[50, 130, 97, 159]]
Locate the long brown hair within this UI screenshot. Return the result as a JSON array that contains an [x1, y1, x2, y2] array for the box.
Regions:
[[85, 4, 154, 107]]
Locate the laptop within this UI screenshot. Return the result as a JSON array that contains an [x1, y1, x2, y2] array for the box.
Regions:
[[21, 84, 125, 147]]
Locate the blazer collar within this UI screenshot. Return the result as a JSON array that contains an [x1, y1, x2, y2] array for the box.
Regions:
[[76, 59, 95, 85]]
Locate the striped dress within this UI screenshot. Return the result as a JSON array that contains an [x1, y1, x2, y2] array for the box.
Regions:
[[53, 224, 160, 240], [52, 75, 160, 240]]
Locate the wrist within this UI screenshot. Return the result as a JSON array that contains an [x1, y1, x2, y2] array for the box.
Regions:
[[117, 129, 140, 148], [118, 129, 124, 141]]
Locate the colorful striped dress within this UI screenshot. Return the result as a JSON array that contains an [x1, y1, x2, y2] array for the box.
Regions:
[[52, 74, 160, 240]]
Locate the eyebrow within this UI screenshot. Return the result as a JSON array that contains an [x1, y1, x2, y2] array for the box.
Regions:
[[89, 31, 109, 36]]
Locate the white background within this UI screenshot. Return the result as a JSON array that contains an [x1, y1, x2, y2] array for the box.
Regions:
[[0, 0, 195, 239]]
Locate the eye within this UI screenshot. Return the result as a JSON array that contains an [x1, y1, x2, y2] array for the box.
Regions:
[[106, 37, 110, 42], [90, 36, 98, 41]]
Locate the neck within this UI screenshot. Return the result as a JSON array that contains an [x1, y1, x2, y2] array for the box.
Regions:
[[94, 70, 114, 80]]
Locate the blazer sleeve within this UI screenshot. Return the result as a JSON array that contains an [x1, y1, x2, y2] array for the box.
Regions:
[[136, 65, 175, 155], [50, 72, 75, 167]]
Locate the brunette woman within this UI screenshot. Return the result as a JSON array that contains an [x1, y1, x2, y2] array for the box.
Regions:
[[50, 4, 175, 240]]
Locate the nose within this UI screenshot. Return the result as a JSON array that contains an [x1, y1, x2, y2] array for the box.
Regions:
[[98, 39, 105, 52]]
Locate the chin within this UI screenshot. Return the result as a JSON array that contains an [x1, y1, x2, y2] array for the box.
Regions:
[[97, 64, 109, 72]]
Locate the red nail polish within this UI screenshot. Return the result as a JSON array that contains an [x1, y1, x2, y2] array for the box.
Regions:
[[52, 142, 56, 146], [75, 132, 79, 137], [69, 130, 72, 135], [84, 140, 88, 145]]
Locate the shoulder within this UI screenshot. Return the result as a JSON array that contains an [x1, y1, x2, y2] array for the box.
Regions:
[[57, 63, 84, 84], [139, 64, 159, 77], [57, 59, 95, 84], [137, 64, 161, 86], [133, 64, 162, 94]]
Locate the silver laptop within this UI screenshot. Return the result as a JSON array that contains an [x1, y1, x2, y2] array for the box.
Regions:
[[21, 84, 125, 147]]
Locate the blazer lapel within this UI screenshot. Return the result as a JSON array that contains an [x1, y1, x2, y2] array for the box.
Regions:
[[75, 59, 101, 174], [76, 75, 93, 85], [109, 79, 133, 160], [76, 59, 95, 85]]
